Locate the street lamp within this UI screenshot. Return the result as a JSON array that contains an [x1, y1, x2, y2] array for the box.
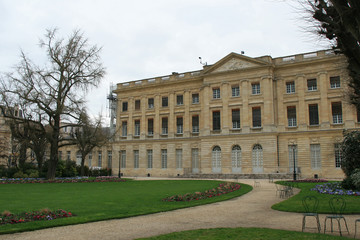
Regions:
[[292, 144, 297, 181]]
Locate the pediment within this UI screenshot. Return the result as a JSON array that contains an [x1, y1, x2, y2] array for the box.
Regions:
[[204, 52, 270, 74]]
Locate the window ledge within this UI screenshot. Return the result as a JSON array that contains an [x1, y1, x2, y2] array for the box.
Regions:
[[286, 126, 298, 129], [251, 127, 262, 130], [331, 123, 344, 126], [211, 130, 221, 134], [309, 124, 320, 128]]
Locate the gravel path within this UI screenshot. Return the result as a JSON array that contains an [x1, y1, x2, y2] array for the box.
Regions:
[[1, 178, 359, 240]]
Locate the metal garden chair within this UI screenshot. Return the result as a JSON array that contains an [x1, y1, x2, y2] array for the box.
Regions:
[[355, 218, 360, 238], [324, 197, 350, 236], [302, 196, 321, 233]]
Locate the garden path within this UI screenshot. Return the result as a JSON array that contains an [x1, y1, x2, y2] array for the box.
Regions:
[[1, 178, 360, 240]]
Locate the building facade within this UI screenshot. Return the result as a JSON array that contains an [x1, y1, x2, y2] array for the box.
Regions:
[[111, 50, 358, 179]]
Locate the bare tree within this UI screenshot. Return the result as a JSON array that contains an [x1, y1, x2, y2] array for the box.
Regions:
[[71, 111, 111, 176], [0, 28, 105, 179]]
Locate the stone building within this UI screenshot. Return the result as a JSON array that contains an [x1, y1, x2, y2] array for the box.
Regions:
[[111, 50, 357, 179]]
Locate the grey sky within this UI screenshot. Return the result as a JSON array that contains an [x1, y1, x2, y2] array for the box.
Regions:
[[0, 0, 327, 121]]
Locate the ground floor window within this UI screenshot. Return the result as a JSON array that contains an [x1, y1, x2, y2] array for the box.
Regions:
[[231, 145, 241, 168], [107, 151, 112, 168], [147, 150, 153, 169], [98, 151, 102, 167], [334, 143, 342, 168], [212, 146, 221, 172], [120, 150, 126, 168], [176, 149, 182, 169], [134, 150, 139, 168], [161, 149, 167, 169], [88, 152, 92, 167], [192, 148, 199, 173], [252, 144, 263, 173], [310, 144, 321, 169], [288, 145, 298, 172]]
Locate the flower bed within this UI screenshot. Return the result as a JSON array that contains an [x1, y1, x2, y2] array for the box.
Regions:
[[0, 176, 126, 184], [0, 209, 73, 225], [311, 182, 360, 196], [162, 182, 241, 202]]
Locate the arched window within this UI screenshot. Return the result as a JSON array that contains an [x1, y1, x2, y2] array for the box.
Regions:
[[252, 144, 263, 173], [232, 145, 242, 168], [212, 146, 221, 172]]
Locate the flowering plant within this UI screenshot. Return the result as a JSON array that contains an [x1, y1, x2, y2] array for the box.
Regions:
[[0, 176, 126, 184], [162, 182, 241, 202], [311, 182, 360, 196], [0, 209, 73, 225]]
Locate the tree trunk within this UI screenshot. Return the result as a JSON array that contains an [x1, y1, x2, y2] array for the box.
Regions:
[[80, 156, 86, 177]]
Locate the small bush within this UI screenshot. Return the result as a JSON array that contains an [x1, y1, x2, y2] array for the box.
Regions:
[[351, 169, 360, 190], [13, 171, 28, 178]]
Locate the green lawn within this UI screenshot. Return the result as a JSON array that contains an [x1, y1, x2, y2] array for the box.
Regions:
[[0, 180, 252, 234], [136, 227, 345, 240], [272, 181, 360, 214]]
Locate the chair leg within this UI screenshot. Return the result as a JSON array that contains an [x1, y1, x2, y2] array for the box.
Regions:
[[355, 221, 358, 239], [342, 218, 349, 235], [337, 219, 342, 236], [324, 218, 328, 234], [302, 216, 306, 232], [316, 216, 321, 233]]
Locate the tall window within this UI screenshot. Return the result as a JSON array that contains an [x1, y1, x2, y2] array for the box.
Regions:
[[192, 93, 199, 104], [176, 149, 183, 169], [107, 151, 112, 168], [58, 151, 62, 161], [192, 115, 199, 133], [133, 150, 139, 168], [212, 146, 221, 171], [120, 150, 126, 168], [232, 85, 240, 97], [148, 98, 154, 109], [161, 149, 167, 169], [98, 151, 102, 167], [288, 145, 298, 172], [148, 118, 154, 136], [334, 143, 342, 168], [213, 111, 221, 131], [76, 151, 81, 165], [286, 81, 295, 94], [162, 117, 168, 135], [309, 104, 319, 125], [307, 78, 317, 91], [135, 99, 141, 110], [147, 150, 153, 169], [122, 102, 128, 112], [252, 107, 261, 128], [231, 145, 242, 169], [332, 102, 343, 124], [252, 144, 263, 173], [213, 88, 220, 99], [287, 106, 297, 127], [232, 109, 240, 129], [176, 95, 183, 105], [252, 83, 260, 95], [191, 148, 199, 170], [122, 121, 127, 137], [310, 144, 321, 169], [176, 117, 183, 134], [88, 151, 92, 167], [134, 120, 140, 136], [330, 76, 340, 89], [162, 96, 168, 107]]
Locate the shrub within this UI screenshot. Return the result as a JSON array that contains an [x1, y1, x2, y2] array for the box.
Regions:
[[342, 176, 355, 190], [13, 171, 28, 178], [341, 130, 360, 177], [351, 169, 360, 190]]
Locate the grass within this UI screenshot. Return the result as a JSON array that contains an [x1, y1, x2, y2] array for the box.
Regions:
[[0, 180, 252, 234], [136, 227, 345, 240], [272, 181, 360, 214]]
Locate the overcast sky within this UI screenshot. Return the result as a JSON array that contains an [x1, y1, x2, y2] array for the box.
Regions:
[[0, 0, 329, 122]]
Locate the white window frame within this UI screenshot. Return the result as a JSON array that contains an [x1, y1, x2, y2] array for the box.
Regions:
[[147, 150, 153, 169], [213, 88, 221, 99], [176, 149, 182, 169], [161, 149, 167, 169], [134, 150, 139, 168], [231, 145, 241, 168], [286, 81, 295, 94], [251, 83, 260, 95], [232, 86, 240, 97], [310, 144, 321, 169]]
